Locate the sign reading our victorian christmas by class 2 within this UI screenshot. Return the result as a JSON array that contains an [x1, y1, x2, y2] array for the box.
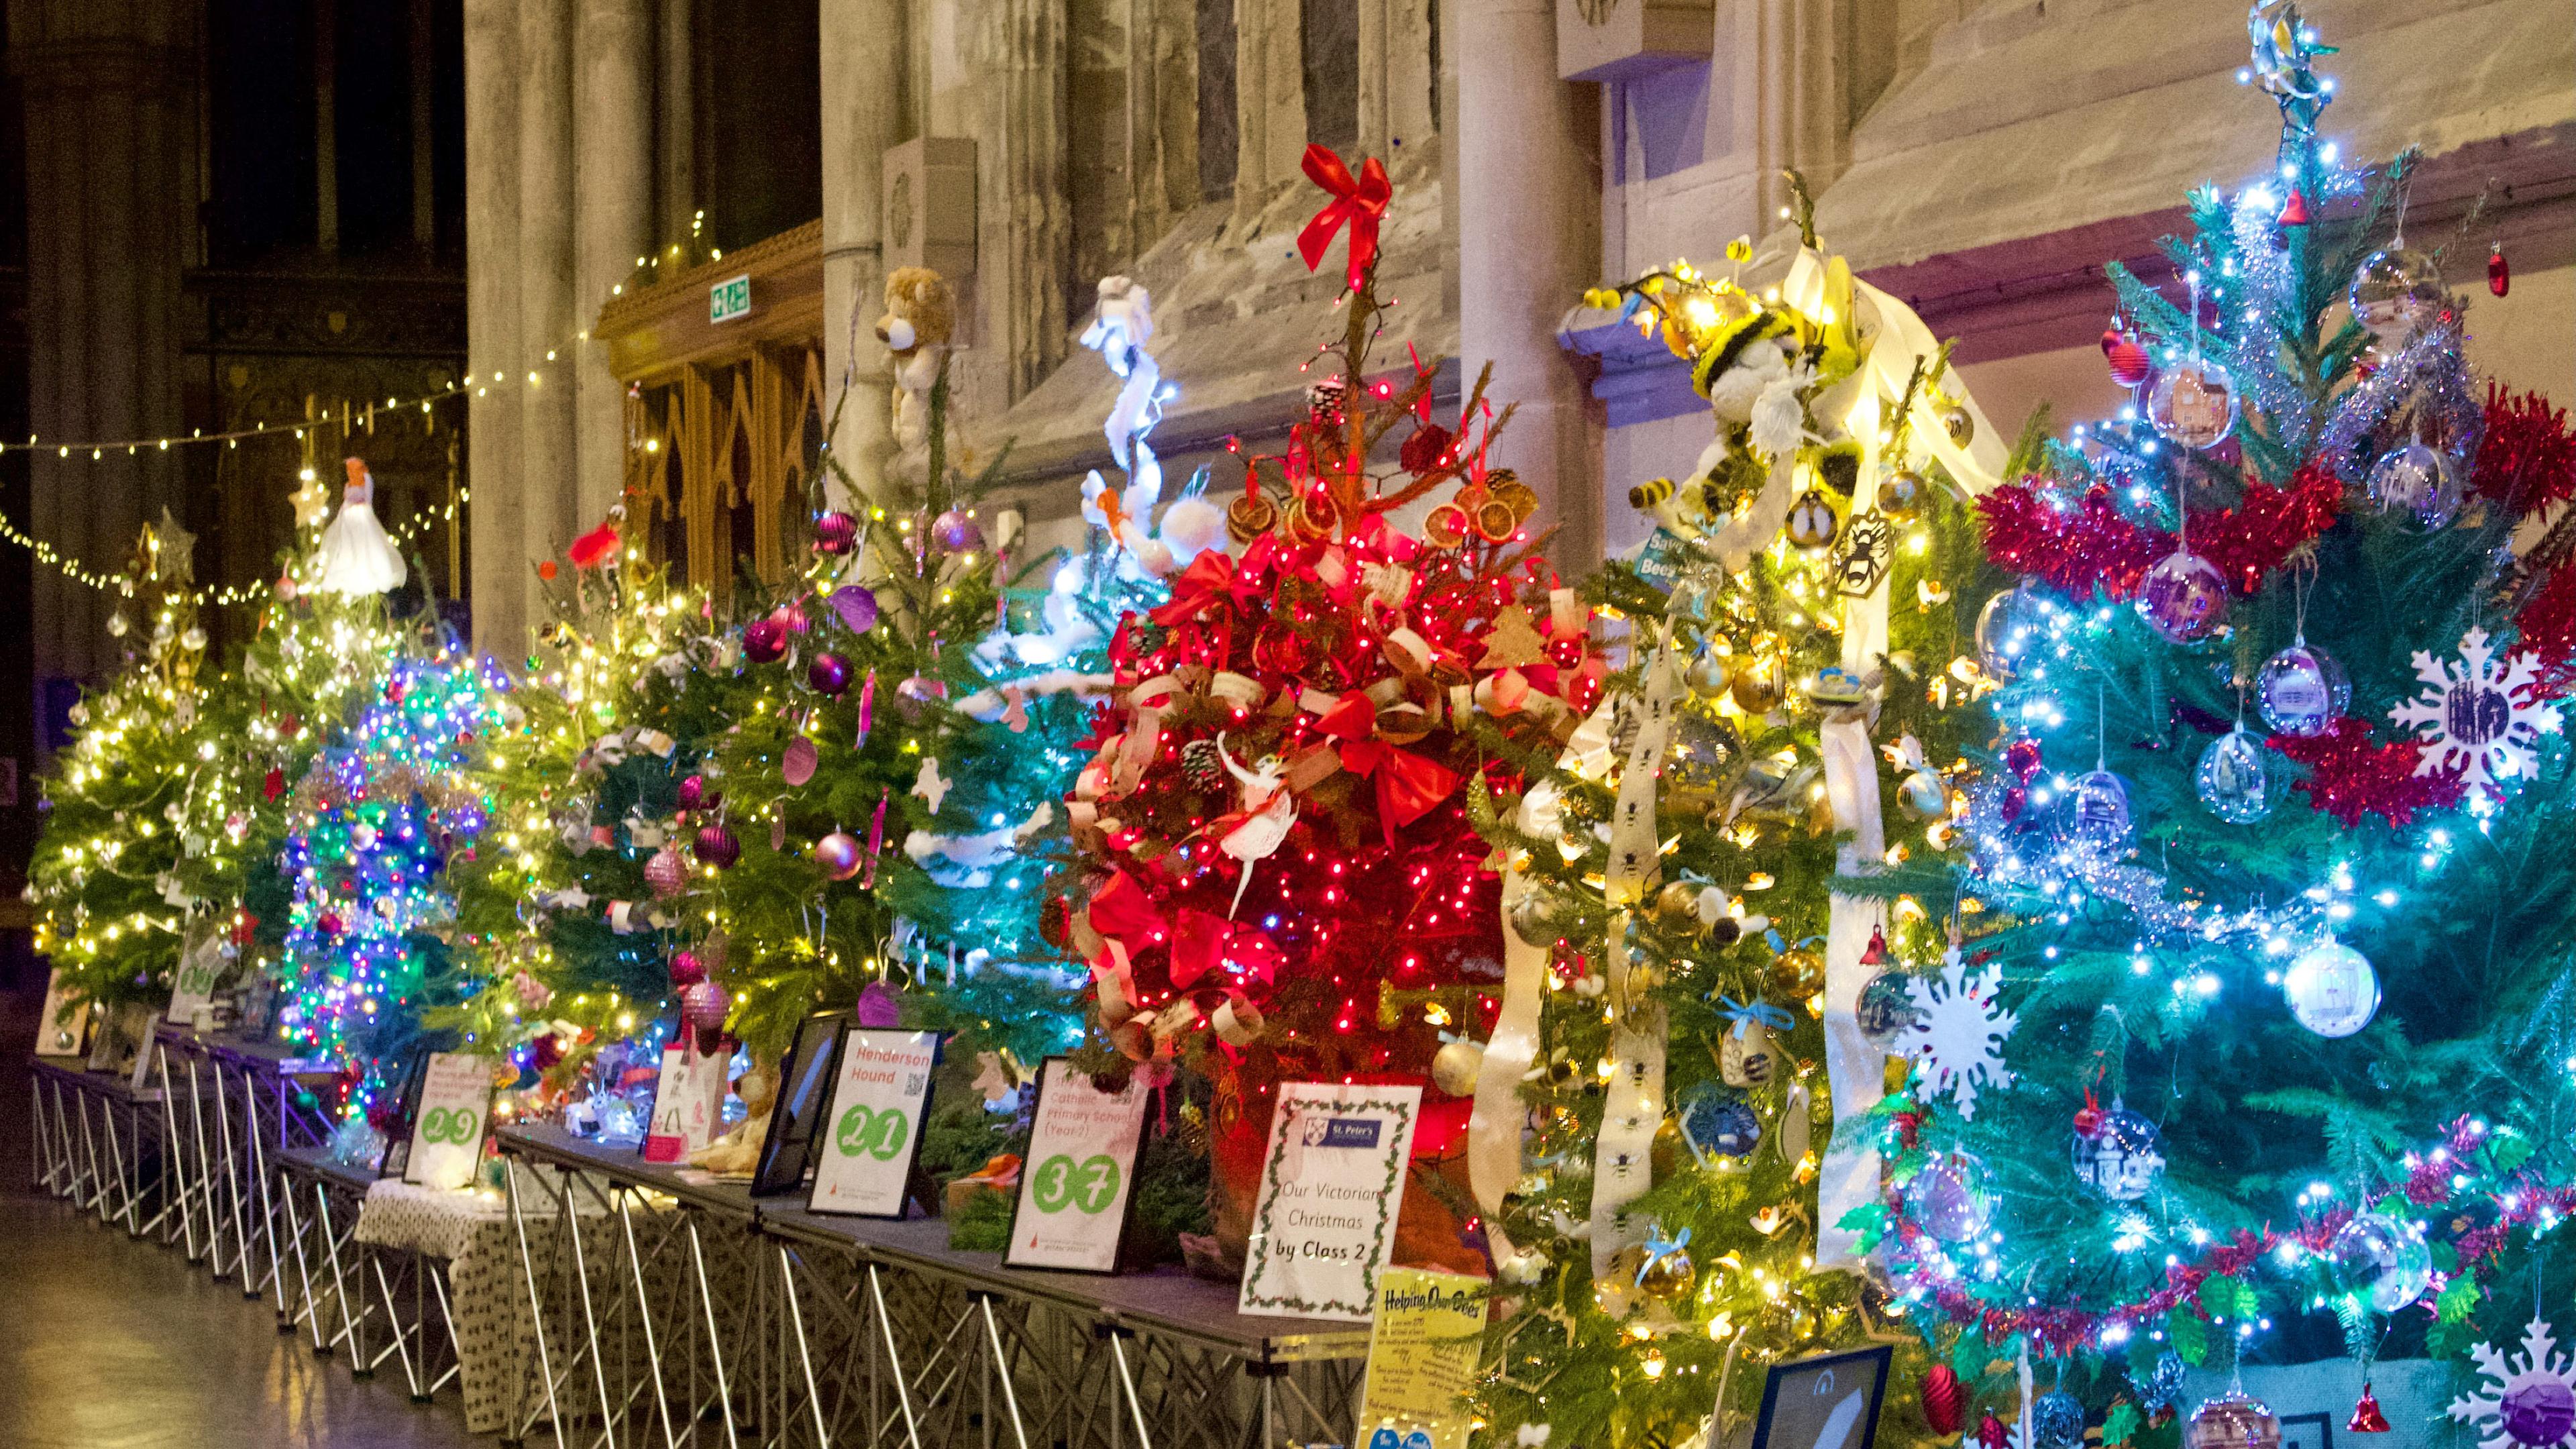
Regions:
[[1004, 1059, 1152, 1273], [1238, 1081, 1423, 1322], [806, 1027, 940, 1218], [708, 273, 752, 325]]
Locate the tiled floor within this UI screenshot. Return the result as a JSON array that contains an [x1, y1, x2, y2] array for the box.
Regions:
[[0, 985, 483, 1448]]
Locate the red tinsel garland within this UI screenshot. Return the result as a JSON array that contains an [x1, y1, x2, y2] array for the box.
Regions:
[[1978, 464, 2344, 600], [2472, 384, 2576, 517], [2267, 716, 2464, 828], [2516, 563, 2576, 692]]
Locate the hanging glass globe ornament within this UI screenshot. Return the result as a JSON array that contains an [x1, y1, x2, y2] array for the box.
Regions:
[[1901, 1151, 1992, 1243], [2196, 726, 2275, 823], [2137, 549, 2230, 643], [2329, 1211, 2433, 1313], [2147, 356, 2241, 449], [2284, 939, 2381, 1038], [1855, 969, 1924, 1053], [2070, 1098, 2167, 1201], [1975, 582, 2049, 680], [2256, 639, 2350, 736], [2186, 1390, 2284, 1449], [2366, 441, 2464, 529], [2349, 248, 2447, 343], [2054, 768, 2135, 855], [2033, 1391, 2089, 1449], [1684, 647, 1731, 700]]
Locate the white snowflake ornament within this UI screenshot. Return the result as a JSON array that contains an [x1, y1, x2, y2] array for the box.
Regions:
[[2450, 1316, 2576, 1449], [2390, 628, 2562, 795], [1896, 955, 2017, 1120]]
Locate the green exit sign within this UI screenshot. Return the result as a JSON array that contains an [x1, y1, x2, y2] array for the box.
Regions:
[[709, 274, 751, 324]]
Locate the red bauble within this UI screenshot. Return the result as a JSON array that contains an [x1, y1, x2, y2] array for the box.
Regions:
[[1399, 423, 1452, 476], [2489, 243, 2510, 298], [317, 911, 344, 936], [676, 773, 713, 812], [2004, 738, 2044, 780], [2100, 329, 2152, 389], [812, 830, 863, 881], [2277, 189, 2310, 227], [2073, 1099, 2104, 1139], [692, 823, 742, 869], [667, 949, 705, 987], [1974, 1411, 2008, 1449], [263, 767, 286, 802], [1921, 1364, 1966, 1436], [812, 510, 860, 555], [2348, 1383, 2391, 1434], [808, 651, 853, 698], [529, 1034, 564, 1072]]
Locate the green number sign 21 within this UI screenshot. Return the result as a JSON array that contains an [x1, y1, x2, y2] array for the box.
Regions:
[[833, 1105, 911, 1161]]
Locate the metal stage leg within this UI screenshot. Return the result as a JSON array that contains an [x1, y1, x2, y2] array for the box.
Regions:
[[684, 1220, 741, 1449], [613, 1193, 680, 1449], [156, 1048, 204, 1258], [245, 1067, 284, 1301], [506, 1159, 574, 1449], [376, 1253, 426, 1399], [777, 1246, 831, 1449], [865, 1264, 926, 1449]]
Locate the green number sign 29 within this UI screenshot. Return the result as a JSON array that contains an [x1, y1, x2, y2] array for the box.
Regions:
[[418, 1106, 480, 1146]]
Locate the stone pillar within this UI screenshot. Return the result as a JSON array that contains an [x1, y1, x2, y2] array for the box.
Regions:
[[1358, 0, 1436, 157], [1454, 0, 1601, 571], [9, 0, 195, 706], [464, 0, 527, 655], [1232, 0, 1307, 219], [818, 0, 904, 506], [574, 0, 652, 527], [519, 0, 579, 610]]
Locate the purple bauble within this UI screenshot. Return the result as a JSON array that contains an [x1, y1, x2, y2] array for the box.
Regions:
[[680, 979, 731, 1033], [828, 584, 879, 633], [667, 949, 704, 986], [2135, 549, 2229, 643], [931, 508, 985, 554], [2502, 1381, 2576, 1448], [812, 511, 860, 555], [676, 773, 716, 812], [893, 672, 948, 720], [812, 830, 863, 881], [741, 616, 790, 663], [643, 846, 690, 899], [808, 651, 853, 698], [692, 823, 741, 870]]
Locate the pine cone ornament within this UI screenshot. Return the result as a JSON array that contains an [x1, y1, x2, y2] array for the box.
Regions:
[[1181, 737, 1226, 792]]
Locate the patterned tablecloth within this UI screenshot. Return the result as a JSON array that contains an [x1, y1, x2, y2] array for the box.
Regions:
[[352, 1175, 530, 1433]]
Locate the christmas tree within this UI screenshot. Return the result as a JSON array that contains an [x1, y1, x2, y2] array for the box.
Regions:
[[1465, 215, 2010, 1446], [1843, 5, 2576, 1440]]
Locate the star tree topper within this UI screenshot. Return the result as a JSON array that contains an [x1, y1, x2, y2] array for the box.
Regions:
[[2389, 628, 2562, 795], [1898, 955, 2018, 1120], [2449, 1316, 2576, 1449]]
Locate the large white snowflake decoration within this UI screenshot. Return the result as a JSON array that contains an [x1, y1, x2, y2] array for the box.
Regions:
[[1896, 956, 2018, 1120], [2390, 628, 2563, 794], [2449, 1317, 2576, 1449]]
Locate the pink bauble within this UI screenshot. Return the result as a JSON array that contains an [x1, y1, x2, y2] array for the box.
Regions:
[[931, 508, 985, 553], [643, 846, 690, 898], [741, 617, 790, 663], [667, 949, 705, 987], [692, 823, 741, 869], [676, 773, 714, 812], [812, 511, 860, 555], [812, 830, 863, 881], [680, 979, 731, 1034], [808, 651, 853, 697]]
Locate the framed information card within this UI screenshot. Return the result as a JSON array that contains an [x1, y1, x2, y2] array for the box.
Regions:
[[1238, 1081, 1422, 1322], [1003, 1059, 1151, 1273], [806, 1027, 940, 1218], [403, 1052, 496, 1191]]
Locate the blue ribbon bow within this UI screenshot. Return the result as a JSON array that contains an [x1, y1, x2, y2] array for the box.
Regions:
[[1715, 996, 1794, 1032], [1636, 1224, 1692, 1285]]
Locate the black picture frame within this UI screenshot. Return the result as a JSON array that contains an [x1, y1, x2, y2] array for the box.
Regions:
[[372, 1046, 433, 1180], [1748, 1344, 1892, 1449], [802, 1026, 944, 1220], [750, 1010, 850, 1196], [1000, 1057, 1156, 1275]]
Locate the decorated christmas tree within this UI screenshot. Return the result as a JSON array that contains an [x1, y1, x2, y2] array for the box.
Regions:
[[1463, 213, 2010, 1446], [1841, 7, 2576, 1444], [1059, 150, 1607, 1267]]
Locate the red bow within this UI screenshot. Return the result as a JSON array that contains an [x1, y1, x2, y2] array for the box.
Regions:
[[1150, 549, 1238, 627], [1339, 738, 1460, 847], [1170, 909, 1283, 990], [568, 520, 621, 570], [1297, 145, 1391, 293], [1085, 869, 1167, 952]]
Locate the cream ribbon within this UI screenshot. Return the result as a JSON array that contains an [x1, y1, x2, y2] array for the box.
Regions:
[[1780, 247, 2008, 1269], [1586, 630, 1680, 1305]]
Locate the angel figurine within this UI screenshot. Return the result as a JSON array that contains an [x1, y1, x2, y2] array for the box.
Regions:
[[315, 457, 407, 596], [1214, 732, 1294, 916]]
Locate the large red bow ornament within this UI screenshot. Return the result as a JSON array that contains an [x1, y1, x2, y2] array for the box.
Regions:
[[1297, 145, 1392, 293]]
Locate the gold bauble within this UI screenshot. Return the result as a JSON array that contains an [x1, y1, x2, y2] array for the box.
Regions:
[[1509, 891, 1554, 946], [1876, 468, 1926, 521], [1431, 1038, 1484, 1097], [1684, 649, 1731, 700], [1785, 490, 1840, 549], [1768, 947, 1826, 996], [1730, 653, 1787, 714], [1939, 402, 1976, 447], [1650, 1114, 1688, 1178], [1637, 1250, 1697, 1303], [1655, 880, 1701, 928]]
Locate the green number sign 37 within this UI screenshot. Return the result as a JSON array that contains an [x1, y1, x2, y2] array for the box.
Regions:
[[1030, 1153, 1122, 1214]]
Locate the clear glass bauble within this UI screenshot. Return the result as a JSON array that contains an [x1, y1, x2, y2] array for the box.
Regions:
[[2147, 358, 2241, 449], [1901, 1152, 1991, 1243], [2054, 768, 2135, 855], [1854, 969, 1925, 1053], [2349, 248, 2446, 342], [2329, 1210, 2433, 1313], [2186, 1390, 2283, 1449], [2136, 549, 2230, 643], [2284, 940, 2380, 1038], [2070, 1099, 2167, 1202], [2196, 727, 2275, 823], [2033, 1391, 2088, 1449], [1975, 582, 2049, 680], [2366, 441, 2463, 529], [2255, 641, 2350, 736]]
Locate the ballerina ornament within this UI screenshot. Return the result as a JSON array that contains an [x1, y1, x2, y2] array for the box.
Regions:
[[315, 457, 408, 596]]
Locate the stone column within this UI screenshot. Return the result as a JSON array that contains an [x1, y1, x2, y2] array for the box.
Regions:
[[464, 0, 527, 655], [1358, 0, 1436, 157], [574, 0, 652, 527], [519, 0, 579, 612], [1454, 0, 1601, 571], [818, 0, 904, 506], [9, 0, 195, 705], [1232, 0, 1307, 219]]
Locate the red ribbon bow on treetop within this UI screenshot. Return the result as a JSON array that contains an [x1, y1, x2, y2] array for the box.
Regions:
[[1297, 144, 1391, 293], [568, 519, 622, 570]]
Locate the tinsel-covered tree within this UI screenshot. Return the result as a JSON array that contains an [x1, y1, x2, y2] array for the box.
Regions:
[[1841, 7, 2576, 1442], [1465, 219, 2008, 1447], [274, 641, 501, 1107]]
